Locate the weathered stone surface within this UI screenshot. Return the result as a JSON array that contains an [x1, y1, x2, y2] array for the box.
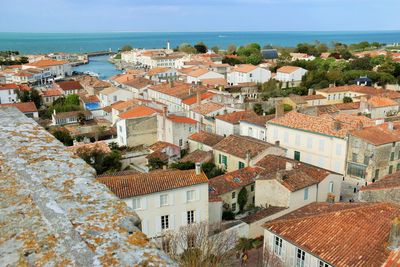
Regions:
[[0, 107, 175, 266]]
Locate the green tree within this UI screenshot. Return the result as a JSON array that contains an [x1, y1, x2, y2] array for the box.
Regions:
[[179, 43, 197, 54], [148, 157, 166, 170], [236, 238, 254, 252], [171, 161, 195, 170], [211, 46, 219, 54], [253, 103, 263, 115], [237, 187, 248, 212], [327, 69, 343, 85], [349, 57, 373, 70], [343, 96, 353, 103], [52, 130, 73, 146], [120, 45, 133, 52], [78, 148, 122, 175], [245, 53, 263, 65], [227, 44, 237, 54], [201, 162, 225, 178], [194, 42, 208, 54], [18, 89, 42, 108]]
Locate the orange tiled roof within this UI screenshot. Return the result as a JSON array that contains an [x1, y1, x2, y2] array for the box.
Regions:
[[56, 80, 83, 91], [317, 85, 386, 95], [147, 67, 170, 76], [182, 91, 215, 105], [26, 59, 68, 67], [148, 82, 206, 100], [97, 169, 208, 198], [264, 202, 400, 267], [0, 83, 19, 90], [209, 167, 264, 195], [269, 111, 373, 138], [111, 99, 140, 111], [180, 150, 213, 164], [350, 123, 400, 146], [191, 102, 224, 115], [360, 171, 400, 192], [301, 94, 326, 100], [122, 77, 153, 89], [118, 105, 160, 119], [367, 96, 399, 108], [0, 102, 37, 113], [215, 110, 257, 124], [167, 115, 197, 124], [200, 78, 228, 87], [232, 64, 258, 73], [42, 89, 62, 97], [67, 141, 111, 154], [149, 141, 180, 152], [240, 114, 275, 127], [213, 135, 273, 159], [188, 131, 225, 147], [187, 68, 210, 78], [277, 66, 302, 74]]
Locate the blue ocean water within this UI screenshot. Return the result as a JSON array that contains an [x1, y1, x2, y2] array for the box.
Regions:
[[1, 31, 400, 54]]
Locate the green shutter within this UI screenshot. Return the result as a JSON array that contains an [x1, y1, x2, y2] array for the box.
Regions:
[[218, 154, 222, 164]]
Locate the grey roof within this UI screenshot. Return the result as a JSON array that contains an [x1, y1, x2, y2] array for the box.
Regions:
[[0, 107, 174, 266], [261, 49, 279, 59]]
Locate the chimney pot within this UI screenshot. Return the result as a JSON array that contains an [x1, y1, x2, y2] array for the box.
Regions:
[[388, 122, 394, 131], [195, 162, 201, 175], [286, 162, 293, 171]]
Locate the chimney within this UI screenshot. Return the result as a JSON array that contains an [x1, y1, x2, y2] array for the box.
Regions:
[[388, 217, 400, 250], [359, 96, 368, 112], [286, 162, 293, 171], [388, 121, 394, 131], [275, 100, 284, 119], [333, 121, 342, 131], [356, 121, 364, 130], [276, 171, 285, 183], [308, 88, 314, 96], [169, 80, 174, 88], [196, 90, 201, 106], [245, 150, 251, 166], [195, 162, 201, 175]]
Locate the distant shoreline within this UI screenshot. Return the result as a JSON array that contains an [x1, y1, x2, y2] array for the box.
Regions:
[[1, 31, 400, 54]]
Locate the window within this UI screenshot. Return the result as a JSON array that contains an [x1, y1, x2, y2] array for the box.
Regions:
[[160, 194, 168, 206], [222, 155, 227, 166], [161, 215, 169, 230], [319, 260, 331, 267], [319, 140, 325, 152], [284, 132, 289, 143], [132, 198, 141, 210], [232, 192, 236, 199], [186, 190, 195, 202], [294, 151, 301, 161], [187, 210, 195, 224], [307, 137, 312, 149], [391, 152, 395, 161], [363, 155, 369, 165], [296, 248, 306, 267], [251, 184, 255, 192], [231, 203, 237, 211], [273, 236, 283, 256], [248, 127, 253, 137], [389, 165, 394, 174], [375, 169, 380, 179], [119, 125, 122, 133], [238, 161, 245, 169], [295, 134, 301, 146], [397, 163, 400, 171], [328, 181, 334, 193], [304, 187, 309, 200], [335, 144, 342, 156], [113, 95, 117, 102], [179, 139, 183, 147], [352, 153, 357, 163]]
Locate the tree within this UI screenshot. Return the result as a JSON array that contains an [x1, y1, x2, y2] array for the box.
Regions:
[[227, 44, 237, 54], [52, 129, 73, 146], [120, 45, 133, 52], [211, 46, 219, 54], [148, 157, 166, 170], [236, 238, 254, 253], [77, 148, 122, 175], [327, 69, 343, 85], [163, 222, 237, 267], [349, 57, 373, 70], [18, 89, 42, 108], [179, 43, 197, 54], [246, 53, 263, 65], [253, 103, 263, 115], [171, 161, 195, 170], [238, 187, 248, 212], [201, 162, 225, 179], [343, 96, 353, 103], [194, 42, 208, 54]]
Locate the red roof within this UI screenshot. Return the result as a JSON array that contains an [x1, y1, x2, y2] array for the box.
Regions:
[[0, 83, 19, 91], [0, 102, 37, 113], [167, 115, 197, 124], [119, 106, 160, 119], [42, 89, 62, 97], [56, 81, 83, 91], [182, 92, 215, 105]]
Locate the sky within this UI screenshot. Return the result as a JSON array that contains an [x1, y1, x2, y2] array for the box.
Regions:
[[1, 0, 399, 32]]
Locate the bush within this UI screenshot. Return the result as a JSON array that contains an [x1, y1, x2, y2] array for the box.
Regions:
[[171, 161, 195, 170], [222, 210, 235, 220], [52, 129, 73, 146], [238, 187, 248, 212], [343, 96, 353, 103]]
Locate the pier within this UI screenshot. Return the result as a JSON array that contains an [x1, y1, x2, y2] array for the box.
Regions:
[[85, 50, 115, 57]]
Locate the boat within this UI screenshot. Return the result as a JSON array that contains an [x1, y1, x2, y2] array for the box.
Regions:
[[83, 71, 100, 78]]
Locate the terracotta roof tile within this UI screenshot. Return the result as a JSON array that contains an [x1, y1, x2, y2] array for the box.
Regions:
[[241, 206, 287, 224], [360, 171, 400, 191], [240, 114, 275, 127], [188, 131, 225, 147], [56, 81, 83, 91], [25, 59, 68, 67], [213, 135, 274, 159], [191, 102, 224, 115], [264, 202, 400, 267], [180, 150, 213, 163], [122, 77, 153, 89], [269, 111, 373, 138], [149, 81, 207, 100], [119, 105, 160, 119], [97, 169, 208, 198], [149, 141, 179, 152], [232, 64, 258, 73], [187, 68, 210, 78], [277, 66, 302, 74], [182, 91, 215, 105], [209, 166, 264, 195], [368, 96, 399, 108], [350, 123, 400, 146], [0, 102, 37, 113], [301, 94, 326, 101], [167, 115, 197, 124], [147, 67, 170, 76], [216, 110, 257, 124], [41, 89, 62, 97], [200, 78, 228, 87]]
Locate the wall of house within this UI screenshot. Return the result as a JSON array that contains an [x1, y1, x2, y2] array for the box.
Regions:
[[347, 135, 400, 182], [188, 140, 213, 153], [213, 149, 248, 173], [371, 105, 399, 119], [227, 68, 271, 85], [359, 188, 400, 204], [247, 209, 290, 239], [0, 89, 18, 104], [316, 174, 343, 202], [276, 69, 307, 82], [264, 230, 329, 267], [288, 185, 318, 210], [267, 124, 347, 174], [219, 183, 256, 213], [208, 201, 223, 225], [255, 180, 290, 208], [124, 115, 158, 147], [240, 121, 267, 141], [123, 183, 209, 239], [215, 119, 237, 136]]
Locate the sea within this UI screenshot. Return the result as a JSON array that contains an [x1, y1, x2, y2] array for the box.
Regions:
[[1, 31, 400, 79]]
